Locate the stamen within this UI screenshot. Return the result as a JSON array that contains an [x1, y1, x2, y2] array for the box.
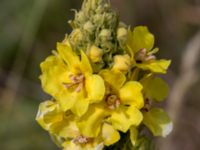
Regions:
[[63, 74, 85, 92], [135, 48, 147, 62], [144, 55, 156, 62], [75, 82, 84, 92], [135, 48, 156, 63], [106, 94, 121, 110], [62, 83, 74, 89], [73, 135, 92, 145]]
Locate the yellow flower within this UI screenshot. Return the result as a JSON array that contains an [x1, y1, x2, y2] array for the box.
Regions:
[[35, 100, 78, 138], [138, 75, 172, 137], [127, 26, 171, 74], [76, 103, 119, 146], [36, 101, 119, 149], [99, 69, 144, 133], [40, 42, 105, 116], [62, 122, 120, 150], [129, 107, 172, 145]]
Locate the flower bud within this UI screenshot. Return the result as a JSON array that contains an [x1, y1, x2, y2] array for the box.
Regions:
[[93, 14, 103, 24], [89, 45, 103, 63], [62, 36, 70, 46], [112, 54, 131, 73], [84, 21, 95, 34], [99, 29, 112, 41], [70, 29, 83, 45], [117, 27, 128, 43]]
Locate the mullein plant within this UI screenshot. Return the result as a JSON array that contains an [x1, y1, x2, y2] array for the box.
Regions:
[[36, 0, 173, 149]]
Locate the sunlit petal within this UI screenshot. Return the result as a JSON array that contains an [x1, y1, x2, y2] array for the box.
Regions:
[[143, 108, 173, 137], [99, 69, 126, 91], [119, 81, 144, 109], [85, 75, 105, 103], [137, 59, 171, 74], [102, 123, 120, 146]]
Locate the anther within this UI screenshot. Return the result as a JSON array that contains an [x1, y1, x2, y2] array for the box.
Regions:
[[106, 95, 121, 110]]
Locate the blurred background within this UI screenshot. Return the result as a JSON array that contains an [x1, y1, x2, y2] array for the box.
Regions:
[[0, 0, 200, 149]]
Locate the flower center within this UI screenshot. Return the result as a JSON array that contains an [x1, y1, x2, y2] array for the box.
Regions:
[[135, 48, 156, 63], [63, 74, 85, 92], [73, 135, 92, 145], [106, 94, 121, 110]]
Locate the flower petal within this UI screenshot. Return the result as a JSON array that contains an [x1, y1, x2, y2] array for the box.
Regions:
[[108, 106, 143, 132], [102, 123, 120, 146], [119, 81, 144, 109], [143, 108, 173, 137], [54, 119, 79, 139], [57, 42, 81, 74], [36, 100, 58, 130], [99, 69, 126, 91], [137, 59, 171, 74], [40, 55, 70, 97], [71, 96, 90, 117], [85, 75, 105, 103], [128, 26, 155, 53], [50, 134, 64, 148], [62, 141, 104, 150], [78, 104, 107, 137], [80, 50, 93, 74], [141, 76, 169, 102], [62, 141, 82, 150], [56, 90, 79, 112], [36, 100, 78, 138]]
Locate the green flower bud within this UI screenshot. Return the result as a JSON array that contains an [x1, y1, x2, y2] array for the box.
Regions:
[[117, 27, 128, 43], [70, 29, 83, 45], [89, 45, 103, 63], [99, 29, 112, 41], [84, 21, 95, 34], [93, 14, 103, 25], [75, 11, 86, 24]]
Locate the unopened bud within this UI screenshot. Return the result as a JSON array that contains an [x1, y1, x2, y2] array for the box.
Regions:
[[112, 54, 131, 72], [76, 11, 86, 23], [99, 29, 112, 41], [117, 27, 128, 43], [89, 45, 103, 63], [83, 21, 95, 34], [70, 29, 83, 45]]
